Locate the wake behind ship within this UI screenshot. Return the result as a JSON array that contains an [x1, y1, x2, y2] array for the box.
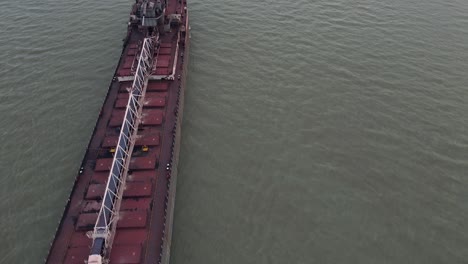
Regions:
[[45, 0, 189, 263]]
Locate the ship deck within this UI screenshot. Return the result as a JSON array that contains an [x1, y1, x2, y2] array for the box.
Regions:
[[46, 0, 189, 263]]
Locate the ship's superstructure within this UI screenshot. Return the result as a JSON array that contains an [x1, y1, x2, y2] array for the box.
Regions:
[[46, 0, 189, 263]]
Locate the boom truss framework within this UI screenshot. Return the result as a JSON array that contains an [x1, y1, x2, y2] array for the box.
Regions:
[[87, 36, 158, 264]]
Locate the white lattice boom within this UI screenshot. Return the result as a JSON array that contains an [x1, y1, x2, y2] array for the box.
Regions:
[[87, 36, 158, 263]]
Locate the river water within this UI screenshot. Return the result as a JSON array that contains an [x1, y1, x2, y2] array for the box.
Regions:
[[1, 0, 468, 263]]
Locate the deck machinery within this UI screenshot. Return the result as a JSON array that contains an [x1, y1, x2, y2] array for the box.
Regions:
[[45, 0, 189, 263]]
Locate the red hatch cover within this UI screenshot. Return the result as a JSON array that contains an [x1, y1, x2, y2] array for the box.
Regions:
[[158, 54, 171, 62], [109, 116, 124, 127], [157, 59, 170, 68], [95, 158, 113, 172], [85, 181, 151, 200], [155, 67, 170, 75], [118, 69, 132, 77], [114, 229, 148, 246], [117, 93, 130, 99], [115, 98, 129, 108], [143, 96, 166, 108], [90, 171, 109, 184], [160, 42, 172, 48], [102, 136, 119, 148], [85, 184, 105, 200], [147, 81, 169, 91], [82, 199, 151, 214], [123, 57, 133, 69], [70, 232, 91, 248], [129, 156, 157, 170], [109, 110, 125, 127], [65, 247, 89, 264], [124, 182, 152, 197], [102, 133, 159, 148], [118, 83, 132, 93], [109, 245, 142, 264], [128, 48, 137, 56], [112, 109, 126, 117], [76, 213, 97, 230], [128, 170, 157, 181], [159, 47, 172, 55], [121, 198, 152, 211], [82, 200, 101, 213], [118, 211, 148, 228], [135, 133, 160, 146], [141, 110, 164, 126]]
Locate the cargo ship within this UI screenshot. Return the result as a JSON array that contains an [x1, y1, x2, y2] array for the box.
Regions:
[[45, 0, 189, 263]]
